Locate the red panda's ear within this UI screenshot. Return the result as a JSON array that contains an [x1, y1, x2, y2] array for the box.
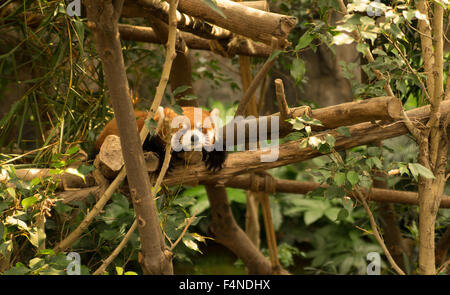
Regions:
[[210, 108, 220, 118]]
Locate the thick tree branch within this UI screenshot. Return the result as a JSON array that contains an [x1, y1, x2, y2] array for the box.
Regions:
[[84, 0, 172, 274], [226, 96, 404, 145], [124, 0, 231, 40], [177, 0, 297, 46], [205, 183, 289, 274], [223, 175, 450, 208], [118, 24, 272, 57], [162, 100, 450, 187]]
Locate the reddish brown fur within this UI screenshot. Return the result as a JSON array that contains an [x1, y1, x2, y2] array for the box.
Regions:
[[95, 107, 215, 151]]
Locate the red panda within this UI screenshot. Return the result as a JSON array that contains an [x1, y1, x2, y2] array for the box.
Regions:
[[95, 106, 226, 172]]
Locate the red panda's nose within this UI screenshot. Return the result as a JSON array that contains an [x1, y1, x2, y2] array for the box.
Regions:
[[191, 134, 199, 143]]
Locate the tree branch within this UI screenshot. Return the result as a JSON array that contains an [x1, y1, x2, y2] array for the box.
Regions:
[[84, 0, 172, 274], [162, 100, 450, 187], [177, 0, 297, 46]]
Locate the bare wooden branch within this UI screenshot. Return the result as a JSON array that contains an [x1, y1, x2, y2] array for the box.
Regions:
[[98, 135, 159, 178], [226, 96, 404, 145], [93, 220, 138, 275], [118, 24, 272, 57], [124, 0, 231, 40], [177, 0, 297, 46], [162, 100, 450, 187], [84, 0, 172, 274], [234, 40, 280, 117], [417, 0, 435, 100], [354, 188, 406, 275], [274, 79, 290, 119], [205, 183, 289, 274], [224, 175, 450, 208], [54, 168, 127, 253]]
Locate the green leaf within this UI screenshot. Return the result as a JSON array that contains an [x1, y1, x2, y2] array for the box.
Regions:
[[66, 145, 80, 156], [325, 134, 336, 148], [172, 104, 184, 115], [3, 263, 30, 275], [116, 266, 124, 275], [295, 32, 314, 51], [288, 118, 305, 131], [370, 157, 383, 169], [145, 118, 158, 137], [22, 196, 39, 210], [30, 177, 41, 188], [6, 187, 16, 199], [290, 58, 306, 83], [324, 207, 340, 222], [336, 126, 351, 137], [324, 185, 345, 199], [408, 163, 435, 180], [180, 94, 198, 101], [372, 48, 387, 56], [346, 171, 360, 186], [268, 50, 283, 62], [37, 249, 55, 256], [304, 209, 323, 225], [356, 43, 369, 54], [201, 0, 226, 19], [183, 237, 202, 253], [64, 168, 85, 183], [172, 85, 192, 96], [332, 33, 354, 45], [334, 172, 346, 186], [360, 16, 375, 25], [337, 208, 349, 221]]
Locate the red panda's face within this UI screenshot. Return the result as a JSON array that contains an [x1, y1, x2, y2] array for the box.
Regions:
[[157, 107, 220, 152]]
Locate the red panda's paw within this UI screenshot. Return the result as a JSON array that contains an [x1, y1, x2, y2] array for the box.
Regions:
[[202, 150, 227, 172]]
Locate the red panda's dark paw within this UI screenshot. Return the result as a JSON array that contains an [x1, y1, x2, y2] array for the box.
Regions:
[[203, 150, 227, 172]]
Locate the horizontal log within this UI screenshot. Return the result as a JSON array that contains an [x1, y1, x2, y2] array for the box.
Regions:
[[223, 96, 404, 144], [224, 175, 450, 208], [0, 168, 96, 189], [162, 100, 450, 186], [118, 24, 271, 57], [177, 0, 297, 46], [123, 0, 231, 40]]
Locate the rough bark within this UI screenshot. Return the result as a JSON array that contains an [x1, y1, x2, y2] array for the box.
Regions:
[[118, 24, 272, 57], [147, 17, 198, 107], [161, 101, 450, 187], [223, 175, 450, 208], [84, 0, 172, 274], [225, 96, 404, 144], [124, 0, 231, 40], [177, 0, 297, 46], [205, 183, 288, 274]]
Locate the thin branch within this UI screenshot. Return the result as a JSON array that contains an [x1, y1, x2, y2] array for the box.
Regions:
[[53, 168, 127, 253], [235, 39, 280, 117], [93, 220, 138, 275], [417, 0, 435, 100], [385, 35, 431, 102], [170, 212, 197, 251], [354, 188, 406, 275]]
